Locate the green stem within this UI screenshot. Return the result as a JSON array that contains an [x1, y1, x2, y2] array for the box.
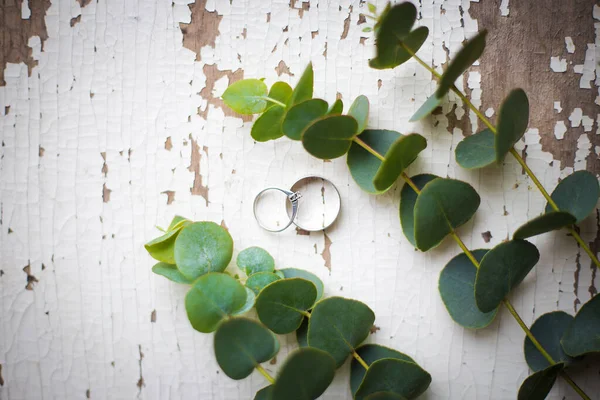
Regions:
[[353, 137, 385, 161], [256, 364, 275, 384], [560, 372, 592, 400], [262, 96, 287, 108], [352, 351, 370, 370], [301, 310, 311, 318]]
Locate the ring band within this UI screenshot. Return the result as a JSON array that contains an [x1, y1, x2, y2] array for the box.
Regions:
[[253, 187, 302, 232], [288, 176, 341, 232]]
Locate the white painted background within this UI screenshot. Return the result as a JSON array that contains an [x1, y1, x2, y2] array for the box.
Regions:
[[1, 0, 599, 399]]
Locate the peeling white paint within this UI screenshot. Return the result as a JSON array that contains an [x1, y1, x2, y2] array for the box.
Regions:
[[565, 36, 575, 54], [484, 107, 494, 117], [499, 0, 509, 17], [575, 134, 592, 170], [582, 115, 594, 132], [554, 101, 562, 113], [554, 120, 567, 140], [569, 107, 583, 127], [550, 56, 567, 72]]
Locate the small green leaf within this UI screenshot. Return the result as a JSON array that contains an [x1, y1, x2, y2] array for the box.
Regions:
[[271, 348, 336, 400], [513, 212, 576, 240], [348, 95, 370, 134], [495, 89, 529, 162], [174, 222, 234, 280], [414, 178, 481, 251], [302, 115, 358, 160], [524, 311, 574, 372], [367, 3, 376, 14], [399, 174, 439, 247], [222, 79, 269, 114], [409, 92, 443, 122], [347, 129, 402, 194], [267, 81, 293, 106], [355, 358, 432, 400], [246, 272, 281, 295], [362, 27, 373, 33], [370, 26, 429, 70], [517, 364, 563, 400], [237, 246, 275, 276], [279, 268, 324, 302], [282, 99, 329, 140], [232, 287, 256, 316], [307, 297, 375, 367], [296, 317, 309, 347], [561, 294, 600, 357], [289, 63, 313, 106], [437, 30, 487, 98], [455, 129, 496, 169], [167, 215, 189, 231], [254, 386, 273, 400], [439, 250, 498, 329], [251, 105, 286, 142], [151, 262, 193, 284], [474, 240, 540, 313], [350, 344, 415, 396], [327, 98, 343, 115], [185, 273, 247, 333], [145, 221, 189, 264], [214, 317, 279, 380], [256, 278, 317, 334], [546, 170, 600, 223], [373, 133, 427, 191]]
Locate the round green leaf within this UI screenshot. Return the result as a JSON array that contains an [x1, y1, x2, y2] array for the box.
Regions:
[[289, 63, 313, 106], [254, 386, 273, 400], [256, 278, 317, 334], [546, 170, 600, 223], [474, 240, 540, 313], [437, 30, 487, 98], [327, 98, 343, 115], [222, 79, 269, 114], [214, 317, 279, 380], [237, 247, 275, 276], [296, 317, 309, 347], [513, 212, 576, 240], [279, 268, 324, 302], [370, 26, 429, 70], [251, 105, 286, 142], [399, 174, 439, 247], [561, 294, 600, 357], [282, 99, 328, 140], [268, 81, 293, 106], [517, 364, 563, 400], [355, 358, 432, 400], [185, 273, 247, 333], [302, 115, 358, 159], [246, 272, 281, 295], [409, 93, 443, 122], [348, 95, 370, 134], [373, 133, 427, 191], [271, 348, 336, 400], [145, 222, 188, 264], [347, 129, 402, 194], [414, 178, 481, 251], [524, 311, 574, 372], [151, 262, 193, 284], [495, 89, 529, 163], [167, 215, 190, 230], [174, 222, 234, 280], [307, 297, 375, 367], [439, 250, 498, 329], [455, 129, 496, 169], [232, 287, 256, 316], [350, 344, 415, 396]]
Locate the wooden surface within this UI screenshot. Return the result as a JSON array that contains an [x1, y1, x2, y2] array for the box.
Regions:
[[0, 0, 599, 399]]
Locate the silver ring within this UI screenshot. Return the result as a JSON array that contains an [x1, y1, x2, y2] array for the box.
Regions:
[[253, 187, 302, 232], [288, 176, 341, 232]]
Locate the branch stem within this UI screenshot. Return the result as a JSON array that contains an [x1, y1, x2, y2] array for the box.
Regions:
[[352, 351, 370, 370], [262, 96, 287, 108], [256, 365, 275, 384], [353, 137, 385, 161]]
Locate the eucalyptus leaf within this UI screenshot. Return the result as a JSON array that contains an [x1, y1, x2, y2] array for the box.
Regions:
[[185, 273, 247, 333], [370, 26, 429, 70], [296, 317, 309, 347], [517, 364, 563, 400], [524, 311, 574, 372], [282, 99, 328, 140], [222, 79, 269, 114], [513, 212, 576, 240], [409, 93, 443, 122], [254, 386, 273, 400], [474, 240, 540, 313], [439, 250, 498, 329], [302, 115, 358, 159], [237, 246, 275, 276], [437, 30, 487, 98], [214, 317, 279, 380], [145, 222, 188, 264], [151, 262, 193, 284], [271, 348, 336, 400], [495, 89, 529, 163], [328, 98, 343, 115], [347, 129, 402, 194], [414, 178, 481, 251], [267, 81, 293, 106], [251, 106, 286, 142], [174, 222, 234, 280], [348, 95, 370, 134], [546, 170, 600, 223], [355, 358, 432, 400], [350, 344, 415, 396], [455, 129, 496, 169], [561, 294, 600, 357], [289, 63, 313, 106], [399, 174, 439, 247], [246, 272, 282, 295], [279, 268, 324, 302], [373, 133, 427, 191], [167, 215, 189, 231], [307, 296, 375, 367], [255, 278, 317, 334], [232, 287, 256, 316]]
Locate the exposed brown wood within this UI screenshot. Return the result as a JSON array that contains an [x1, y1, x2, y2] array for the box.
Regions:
[[179, 0, 222, 62], [188, 137, 209, 206], [198, 64, 251, 122]]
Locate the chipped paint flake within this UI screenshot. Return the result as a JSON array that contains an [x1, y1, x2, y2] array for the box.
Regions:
[[565, 36, 575, 53], [554, 120, 567, 140], [550, 56, 567, 72], [499, 0, 510, 16]]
